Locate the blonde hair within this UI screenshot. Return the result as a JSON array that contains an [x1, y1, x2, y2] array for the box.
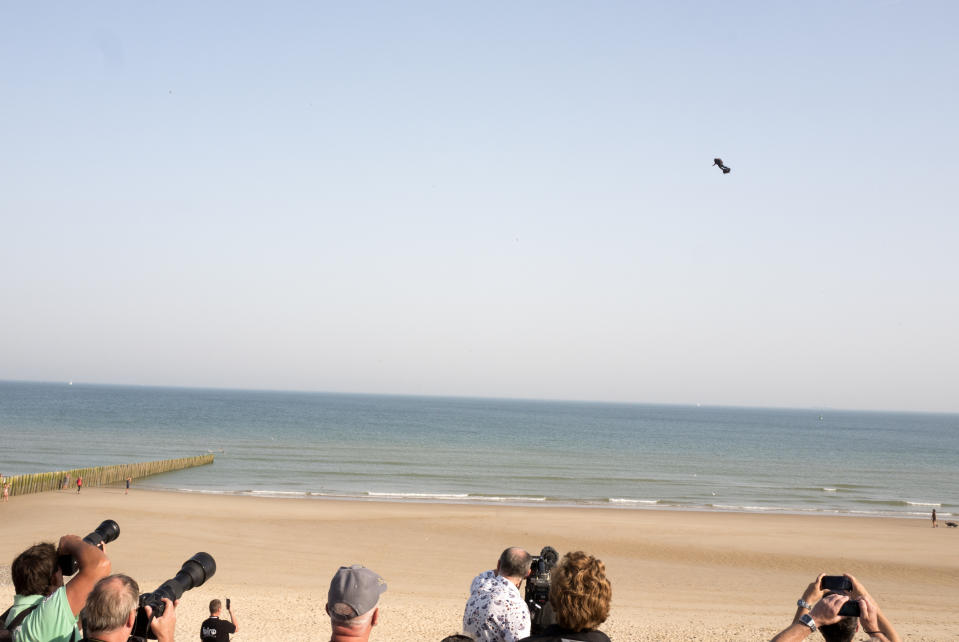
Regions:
[[549, 551, 611, 632]]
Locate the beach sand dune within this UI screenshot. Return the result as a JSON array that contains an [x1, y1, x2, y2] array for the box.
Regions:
[[1, 489, 956, 641]]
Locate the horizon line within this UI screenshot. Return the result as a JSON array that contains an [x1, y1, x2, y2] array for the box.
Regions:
[[1, 378, 955, 417]]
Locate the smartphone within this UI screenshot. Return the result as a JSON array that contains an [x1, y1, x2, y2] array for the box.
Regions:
[[226, 598, 231, 610], [820, 576, 852, 592], [838, 600, 861, 617]]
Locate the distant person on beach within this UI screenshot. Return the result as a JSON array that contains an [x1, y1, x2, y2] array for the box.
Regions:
[[463, 547, 532, 642], [518, 551, 611, 642], [200, 599, 238, 642], [326, 565, 387, 642], [2, 482, 9, 503], [79, 574, 177, 642], [769, 573, 900, 642], [125, 477, 131, 495], [932, 508, 937, 527], [76, 477, 82, 494], [4, 535, 111, 642], [61, 476, 68, 491]]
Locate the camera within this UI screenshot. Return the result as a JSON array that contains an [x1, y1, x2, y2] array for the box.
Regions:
[[58, 519, 120, 576], [129, 552, 216, 640], [524, 546, 559, 633], [820, 576, 853, 592]]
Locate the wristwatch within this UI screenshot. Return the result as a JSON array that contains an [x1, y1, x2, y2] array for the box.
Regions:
[[799, 613, 817, 632], [797, 598, 813, 610]]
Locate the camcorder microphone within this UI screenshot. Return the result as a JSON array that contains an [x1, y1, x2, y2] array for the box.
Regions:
[[58, 519, 120, 576], [525, 546, 559, 634], [129, 552, 216, 641]]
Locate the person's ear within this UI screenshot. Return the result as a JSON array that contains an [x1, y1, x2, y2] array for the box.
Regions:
[[370, 608, 378, 627], [126, 609, 136, 629]]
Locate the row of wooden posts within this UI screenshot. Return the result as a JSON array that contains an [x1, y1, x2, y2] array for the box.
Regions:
[[1, 454, 215, 497]]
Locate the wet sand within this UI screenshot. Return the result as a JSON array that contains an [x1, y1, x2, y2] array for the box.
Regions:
[[1, 488, 956, 641]]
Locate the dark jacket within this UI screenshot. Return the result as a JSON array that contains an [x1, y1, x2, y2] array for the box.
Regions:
[[519, 624, 611, 642]]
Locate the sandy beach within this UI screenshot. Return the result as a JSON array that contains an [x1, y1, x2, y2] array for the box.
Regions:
[[1, 488, 956, 641]]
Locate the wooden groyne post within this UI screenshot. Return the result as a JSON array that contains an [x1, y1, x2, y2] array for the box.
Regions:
[[2, 454, 215, 497]]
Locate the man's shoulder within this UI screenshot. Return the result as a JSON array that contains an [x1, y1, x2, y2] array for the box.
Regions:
[[11, 588, 78, 642], [3, 595, 43, 627], [469, 569, 497, 592], [521, 626, 611, 642]]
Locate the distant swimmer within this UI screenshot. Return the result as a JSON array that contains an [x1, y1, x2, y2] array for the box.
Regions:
[[713, 158, 731, 174]]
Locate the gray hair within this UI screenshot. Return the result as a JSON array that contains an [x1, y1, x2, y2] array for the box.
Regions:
[[329, 602, 374, 627], [498, 547, 532, 579], [82, 574, 140, 634]]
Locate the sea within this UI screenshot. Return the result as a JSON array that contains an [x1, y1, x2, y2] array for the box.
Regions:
[[1, 381, 957, 519]]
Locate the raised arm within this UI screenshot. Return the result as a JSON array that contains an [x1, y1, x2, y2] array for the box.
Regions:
[[770, 593, 846, 642], [846, 574, 900, 642], [60, 535, 111, 615]]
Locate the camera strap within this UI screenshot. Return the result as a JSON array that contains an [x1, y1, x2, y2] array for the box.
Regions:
[[0, 604, 40, 637]]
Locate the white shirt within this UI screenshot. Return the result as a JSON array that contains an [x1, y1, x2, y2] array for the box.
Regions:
[[462, 570, 531, 642]]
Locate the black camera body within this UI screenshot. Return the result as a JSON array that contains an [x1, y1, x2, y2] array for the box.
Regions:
[[58, 520, 120, 576], [129, 552, 216, 641], [524, 546, 559, 634]]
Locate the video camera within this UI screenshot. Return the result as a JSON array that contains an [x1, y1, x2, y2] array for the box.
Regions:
[[58, 519, 120, 576], [129, 552, 216, 641], [524, 546, 559, 634]]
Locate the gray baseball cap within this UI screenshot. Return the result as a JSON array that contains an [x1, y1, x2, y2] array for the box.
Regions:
[[327, 565, 387, 618]]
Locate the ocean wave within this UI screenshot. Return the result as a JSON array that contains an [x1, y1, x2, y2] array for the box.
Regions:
[[470, 495, 547, 502], [249, 490, 309, 496], [366, 491, 469, 499], [856, 499, 942, 508], [711, 504, 777, 511], [609, 498, 659, 505], [822, 488, 838, 492]]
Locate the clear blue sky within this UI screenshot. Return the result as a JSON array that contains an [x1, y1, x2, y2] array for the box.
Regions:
[[2, 2, 956, 412]]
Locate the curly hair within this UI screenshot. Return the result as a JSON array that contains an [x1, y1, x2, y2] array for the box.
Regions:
[[548, 551, 612, 632]]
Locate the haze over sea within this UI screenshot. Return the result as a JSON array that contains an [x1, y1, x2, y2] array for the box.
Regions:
[[2, 381, 956, 519]]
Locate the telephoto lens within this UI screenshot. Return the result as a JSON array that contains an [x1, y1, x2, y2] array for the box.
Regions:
[[59, 519, 120, 576], [131, 552, 217, 640]]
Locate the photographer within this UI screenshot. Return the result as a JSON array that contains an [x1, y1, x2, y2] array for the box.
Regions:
[[463, 547, 532, 642], [3, 535, 111, 642], [770, 573, 901, 642], [79, 574, 177, 642], [200, 599, 238, 642], [519, 551, 611, 642]]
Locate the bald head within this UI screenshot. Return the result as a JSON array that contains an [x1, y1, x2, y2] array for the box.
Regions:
[[497, 547, 532, 581]]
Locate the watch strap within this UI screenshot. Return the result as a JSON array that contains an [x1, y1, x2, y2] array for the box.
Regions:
[[797, 598, 813, 610], [799, 613, 817, 632]]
